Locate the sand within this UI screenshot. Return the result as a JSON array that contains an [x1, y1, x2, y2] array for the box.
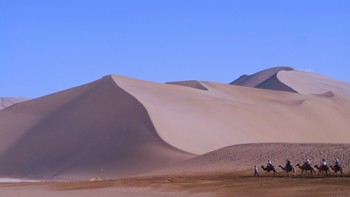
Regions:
[[1, 170, 350, 196], [7, 143, 347, 196]]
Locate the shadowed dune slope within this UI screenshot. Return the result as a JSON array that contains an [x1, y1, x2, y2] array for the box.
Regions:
[[0, 98, 28, 110], [255, 73, 297, 92], [113, 75, 350, 155], [0, 76, 193, 179], [150, 143, 350, 175], [230, 67, 296, 92]]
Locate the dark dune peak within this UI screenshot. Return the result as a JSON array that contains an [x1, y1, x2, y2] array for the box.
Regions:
[[230, 66, 296, 92], [166, 80, 208, 90], [256, 73, 297, 93]]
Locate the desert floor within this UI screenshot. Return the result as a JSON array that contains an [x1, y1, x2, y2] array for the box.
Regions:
[[1, 172, 350, 197]]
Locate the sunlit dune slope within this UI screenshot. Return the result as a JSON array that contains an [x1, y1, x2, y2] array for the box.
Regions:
[[114, 73, 350, 155], [278, 70, 350, 95]]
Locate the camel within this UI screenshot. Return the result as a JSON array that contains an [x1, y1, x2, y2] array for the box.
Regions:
[[261, 165, 276, 175], [296, 164, 316, 175], [330, 165, 344, 177], [278, 165, 296, 176], [314, 165, 331, 176]]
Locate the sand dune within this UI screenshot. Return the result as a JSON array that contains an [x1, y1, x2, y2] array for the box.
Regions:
[[0, 97, 28, 110], [0, 76, 193, 180], [114, 74, 350, 155], [230, 67, 350, 95], [0, 67, 349, 180]]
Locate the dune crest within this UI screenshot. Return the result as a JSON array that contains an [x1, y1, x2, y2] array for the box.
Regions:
[[230, 67, 350, 96]]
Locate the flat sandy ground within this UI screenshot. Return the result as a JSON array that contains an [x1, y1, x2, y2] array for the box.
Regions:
[[1, 172, 350, 197]]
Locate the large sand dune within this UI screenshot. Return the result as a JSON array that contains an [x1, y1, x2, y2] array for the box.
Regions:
[[0, 67, 349, 180], [114, 73, 350, 155], [0, 76, 193, 179]]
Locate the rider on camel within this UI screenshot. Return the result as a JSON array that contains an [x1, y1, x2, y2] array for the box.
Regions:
[[335, 158, 340, 168], [285, 159, 292, 171], [267, 160, 273, 169], [303, 159, 311, 168], [320, 159, 327, 170]]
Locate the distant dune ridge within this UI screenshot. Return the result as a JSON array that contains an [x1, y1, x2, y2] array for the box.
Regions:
[[0, 67, 349, 180], [231, 66, 350, 95], [230, 66, 297, 92]]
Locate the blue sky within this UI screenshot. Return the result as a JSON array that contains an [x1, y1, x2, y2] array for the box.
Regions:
[[1, 0, 349, 98]]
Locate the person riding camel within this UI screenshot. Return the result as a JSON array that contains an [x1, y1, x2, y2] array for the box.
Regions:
[[267, 160, 273, 169], [303, 159, 311, 168], [320, 159, 327, 170], [335, 158, 340, 168], [285, 159, 292, 171]]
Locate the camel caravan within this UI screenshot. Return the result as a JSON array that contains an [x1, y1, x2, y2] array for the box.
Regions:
[[254, 158, 345, 177]]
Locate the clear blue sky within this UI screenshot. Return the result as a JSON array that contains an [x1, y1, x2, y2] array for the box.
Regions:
[[1, 0, 349, 98]]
